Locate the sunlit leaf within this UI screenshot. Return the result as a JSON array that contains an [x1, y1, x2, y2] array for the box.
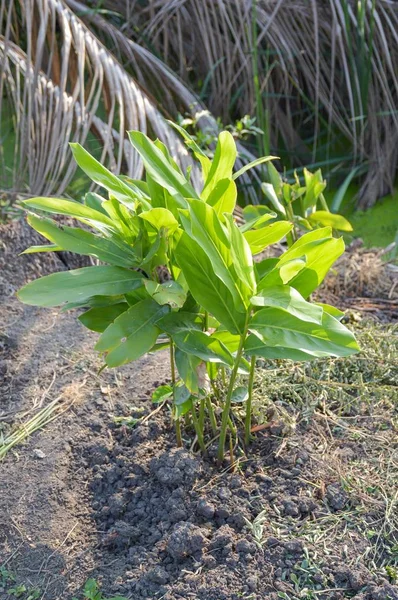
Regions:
[[18, 266, 143, 308], [96, 299, 169, 367]]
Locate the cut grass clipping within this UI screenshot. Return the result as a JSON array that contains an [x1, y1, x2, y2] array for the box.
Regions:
[[0, 396, 73, 461]]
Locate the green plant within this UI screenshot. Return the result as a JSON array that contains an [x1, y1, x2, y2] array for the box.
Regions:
[[177, 112, 263, 156], [17, 128, 360, 463], [73, 579, 127, 600], [0, 566, 15, 584], [262, 164, 353, 246]]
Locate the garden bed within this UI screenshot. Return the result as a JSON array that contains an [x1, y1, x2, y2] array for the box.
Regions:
[[0, 221, 397, 600]]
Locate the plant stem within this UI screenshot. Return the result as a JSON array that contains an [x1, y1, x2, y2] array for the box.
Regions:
[[229, 433, 235, 471], [245, 355, 256, 446], [285, 202, 297, 244], [206, 396, 218, 434], [319, 193, 330, 212], [217, 313, 250, 465], [199, 397, 206, 436], [191, 403, 206, 453], [170, 339, 182, 447]]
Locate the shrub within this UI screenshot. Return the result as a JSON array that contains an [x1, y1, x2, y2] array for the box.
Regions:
[[18, 129, 360, 464]]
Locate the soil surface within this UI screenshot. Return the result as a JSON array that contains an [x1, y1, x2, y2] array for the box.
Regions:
[[1, 220, 397, 600]]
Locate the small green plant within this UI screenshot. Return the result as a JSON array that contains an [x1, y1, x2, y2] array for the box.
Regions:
[[73, 578, 127, 600], [0, 566, 15, 585], [17, 126, 359, 463], [262, 163, 353, 246], [177, 111, 263, 156]]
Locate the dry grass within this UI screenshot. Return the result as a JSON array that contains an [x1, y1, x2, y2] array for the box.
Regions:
[[317, 245, 398, 323], [251, 320, 398, 578], [115, 0, 398, 207]]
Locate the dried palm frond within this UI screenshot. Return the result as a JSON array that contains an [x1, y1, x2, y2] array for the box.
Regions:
[[0, 0, 260, 201], [0, 0, 201, 197], [119, 0, 398, 208]]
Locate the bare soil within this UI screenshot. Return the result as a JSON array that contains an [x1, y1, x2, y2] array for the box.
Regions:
[[1, 220, 397, 600]]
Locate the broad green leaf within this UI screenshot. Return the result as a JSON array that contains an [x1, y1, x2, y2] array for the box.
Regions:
[[128, 131, 198, 203], [173, 331, 234, 366], [224, 214, 256, 294], [201, 131, 236, 200], [95, 299, 169, 367], [22, 197, 115, 229], [278, 231, 345, 298], [244, 221, 292, 255], [251, 286, 323, 324], [79, 303, 129, 332], [231, 386, 249, 403], [176, 232, 246, 334], [243, 204, 276, 223], [211, 330, 250, 373], [308, 211, 353, 232], [84, 192, 108, 215], [280, 258, 307, 283], [27, 214, 138, 267], [144, 280, 186, 308], [180, 199, 249, 308], [315, 303, 345, 320], [174, 397, 193, 419], [267, 162, 282, 196], [245, 333, 327, 361], [255, 257, 279, 281], [18, 266, 143, 308], [261, 182, 286, 215], [206, 178, 237, 217], [102, 198, 139, 241], [61, 294, 126, 311], [139, 229, 168, 270], [70, 143, 142, 205], [157, 312, 234, 366], [156, 311, 202, 334], [139, 207, 179, 233], [174, 381, 191, 405], [257, 257, 307, 290], [233, 155, 278, 180], [302, 168, 326, 210], [21, 244, 62, 254], [240, 205, 276, 232], [125, 283, 149, 307], [248, 308, 360, 358], [175, 349, 202, 394], [152, 384, 173, 403], [212, 330, 240, 353], [146, 173, 180, 219], [285, 226, 332, 246], [119, 175, 150, 197]]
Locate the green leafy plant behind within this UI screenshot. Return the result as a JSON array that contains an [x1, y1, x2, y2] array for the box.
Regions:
[[18, 129, 360, 464], [262, 163, 353, 246]]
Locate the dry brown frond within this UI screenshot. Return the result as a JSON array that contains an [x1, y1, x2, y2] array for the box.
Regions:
[[120, 0, 398, 207], [0, 0, 200, 196]]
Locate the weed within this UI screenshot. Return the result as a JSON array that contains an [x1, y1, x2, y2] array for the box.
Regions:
[[73, 578, 127, 600]]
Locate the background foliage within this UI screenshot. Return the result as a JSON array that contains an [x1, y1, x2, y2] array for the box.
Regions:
[[1, 0, 398, 211]]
